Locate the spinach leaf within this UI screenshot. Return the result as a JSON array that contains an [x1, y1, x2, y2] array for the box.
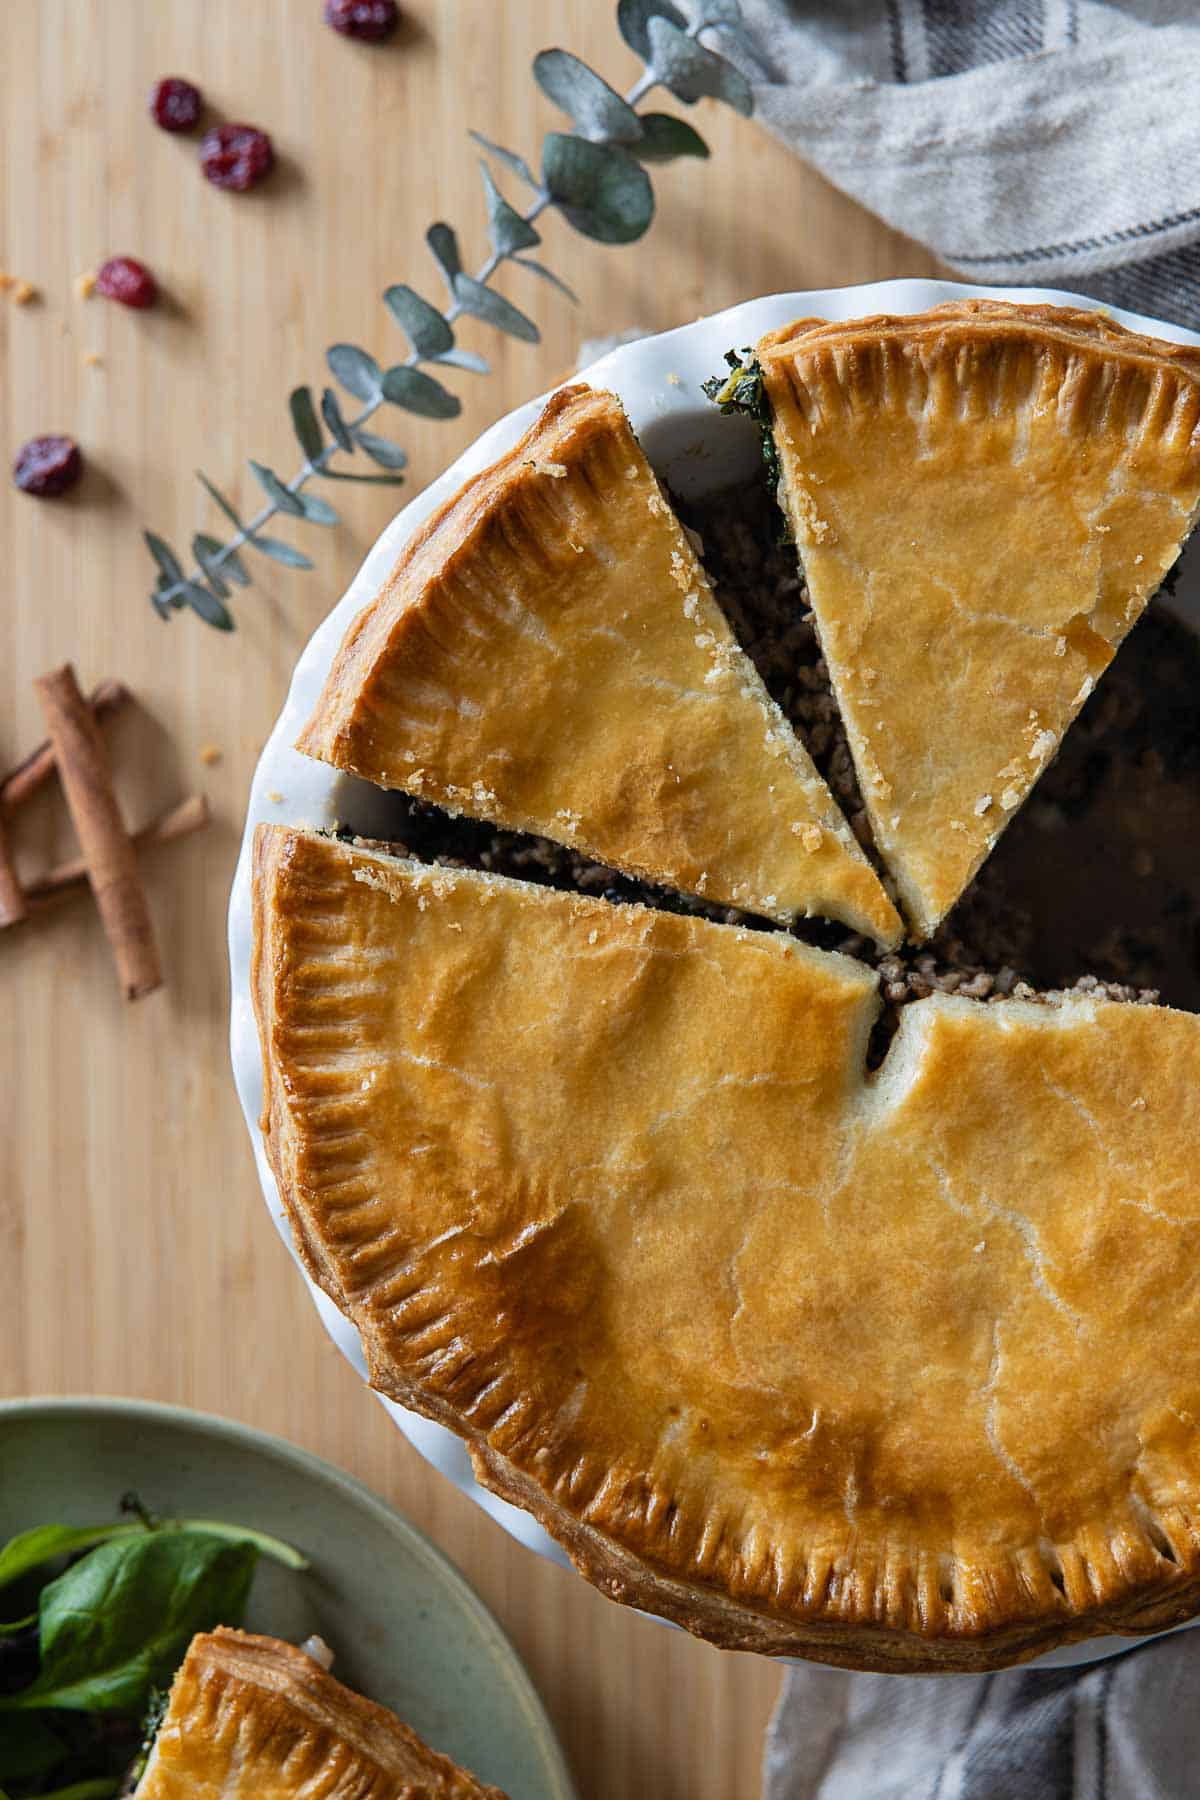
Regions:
[[702, 349, 789, 526], [0, 1528, 143, 1597], [0, 1532, 257, 1714], [0, 1712, 65, 1782], [37, 1782, 120, 1799]]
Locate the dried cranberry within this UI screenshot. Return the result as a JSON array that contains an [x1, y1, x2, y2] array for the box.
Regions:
[[13, 436, 83, 498], [200, 124, 275, 193], [324, 0, 400, 42], [96, 256, 158, 310], [149, 76, 203, 133]]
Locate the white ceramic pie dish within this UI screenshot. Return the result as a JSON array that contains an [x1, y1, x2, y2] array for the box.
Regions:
[[229, 277, 1200, 1671]]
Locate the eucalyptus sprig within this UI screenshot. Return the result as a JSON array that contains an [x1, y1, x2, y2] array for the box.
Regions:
[[144, 0, 756, 629]]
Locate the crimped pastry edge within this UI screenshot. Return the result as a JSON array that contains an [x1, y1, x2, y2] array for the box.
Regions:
[[251, 826, 1200, 1676]]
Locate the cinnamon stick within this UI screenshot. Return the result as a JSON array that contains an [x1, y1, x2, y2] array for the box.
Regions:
[[24, 793, 210, 910], [0, 813, 25, 926], [2, 678, 129, 813], [34, 664, 162, 1000]]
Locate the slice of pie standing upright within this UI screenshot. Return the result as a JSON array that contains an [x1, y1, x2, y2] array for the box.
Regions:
[[298, 382, 900, 947], [755, 300, 1200, 939]]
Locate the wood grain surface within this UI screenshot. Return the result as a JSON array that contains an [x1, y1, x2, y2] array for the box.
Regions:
[[0, 6, 941, 1794]]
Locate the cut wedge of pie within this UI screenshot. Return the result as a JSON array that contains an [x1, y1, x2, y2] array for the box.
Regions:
[[253, 825, 1200, 1674], [297, 382, 900, 947], [754, 300, 1200, 938], [133, 1628, 506, 1798]]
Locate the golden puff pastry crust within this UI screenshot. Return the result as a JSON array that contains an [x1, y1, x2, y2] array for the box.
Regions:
[[297, 382, 900, 948], [252, 826, 1200, 1674], [757, 299, 1200, 939], [133, 1628, 506, 1799]]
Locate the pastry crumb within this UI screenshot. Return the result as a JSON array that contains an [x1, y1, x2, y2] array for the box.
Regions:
[[665, 371, 682, 386], [83, 350, 103, 367], [76, 270, 97, 299], [266, 789, 284, 804], [12, 280, 38, 306], [199, 743, 223, 767]]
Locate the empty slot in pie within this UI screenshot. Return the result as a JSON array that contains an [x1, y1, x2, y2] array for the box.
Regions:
[[297, 383, 900, 948]]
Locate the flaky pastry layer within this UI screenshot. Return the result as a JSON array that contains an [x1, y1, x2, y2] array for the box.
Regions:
[[757, 299, 1200, 939], [297, 382, 899, 947], [252, 826, 1200, 1673], [134, 1628, 505, 1798]]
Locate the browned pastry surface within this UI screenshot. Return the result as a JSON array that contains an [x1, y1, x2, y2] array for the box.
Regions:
[[757, 299, 1200, 939], [252, 826, 1200, 1674], [297, 382, 899, 947], [133, 1627, 506, 1798]]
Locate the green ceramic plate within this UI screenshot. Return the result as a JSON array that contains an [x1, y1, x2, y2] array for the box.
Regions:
[[0, 1397, 575, 1799]]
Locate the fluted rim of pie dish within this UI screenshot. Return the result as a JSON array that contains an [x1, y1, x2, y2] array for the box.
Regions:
[[228, 277, 1200, 1672]]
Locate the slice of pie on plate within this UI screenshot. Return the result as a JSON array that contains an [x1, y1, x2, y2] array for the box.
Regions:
[[752, 300, 1200, 939], [297, 382, 900, 948], [132, 1627, 506, 1797], [252, 825, 1200, 1674]]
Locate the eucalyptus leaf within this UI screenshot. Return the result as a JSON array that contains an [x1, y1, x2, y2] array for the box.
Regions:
[[352, 429, 409, 470], [633, 112, 709, 161], [320, 388, 356, 456], [510, 256, 580, 303], [645, 16, 753, 112], [478, 162, 541, 256], [452, 275, 540, 343], [617, 0, 687, 58], [150, 578, 174, 621], [191, 535, 230, 598], [196, 471, 246, 533], [468, 131, 541, 193], [1, 1532, 257, 1714], [0, 1714, 65, 1784], [320, 469, 407, 486], [426, 222, 462, 296], [182, 582, 234, 631], [383, 285, 454, 358], [288, 386, 324, 462], [194, 532, 250, 590], [142, 533, 184, 587], [542, 134, 655, 244], [296, 491, 338, 526], [249, 461, 305, 517], [381, 365, 461, 419], [326, 343, 383, 403], [533, 48, 644, 145], [247, 535, 315, 571], [434, 346, 491, 374]]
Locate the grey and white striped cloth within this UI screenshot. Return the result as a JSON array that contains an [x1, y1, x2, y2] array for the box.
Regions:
[[762, 1630, 1200, 1799], [736, 0, 1200, 328], [733, 4, 1200, 1792]]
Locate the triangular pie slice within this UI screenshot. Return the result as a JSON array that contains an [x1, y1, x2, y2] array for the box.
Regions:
[[298, 382, 900, 948], [754, 300, 1200, 939], [253, 826, 1200, 1674], [133, 1628, 506, 1798]]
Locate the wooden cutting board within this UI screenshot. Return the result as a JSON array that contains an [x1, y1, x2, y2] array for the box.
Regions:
[[0, 4, 941, 1794]]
